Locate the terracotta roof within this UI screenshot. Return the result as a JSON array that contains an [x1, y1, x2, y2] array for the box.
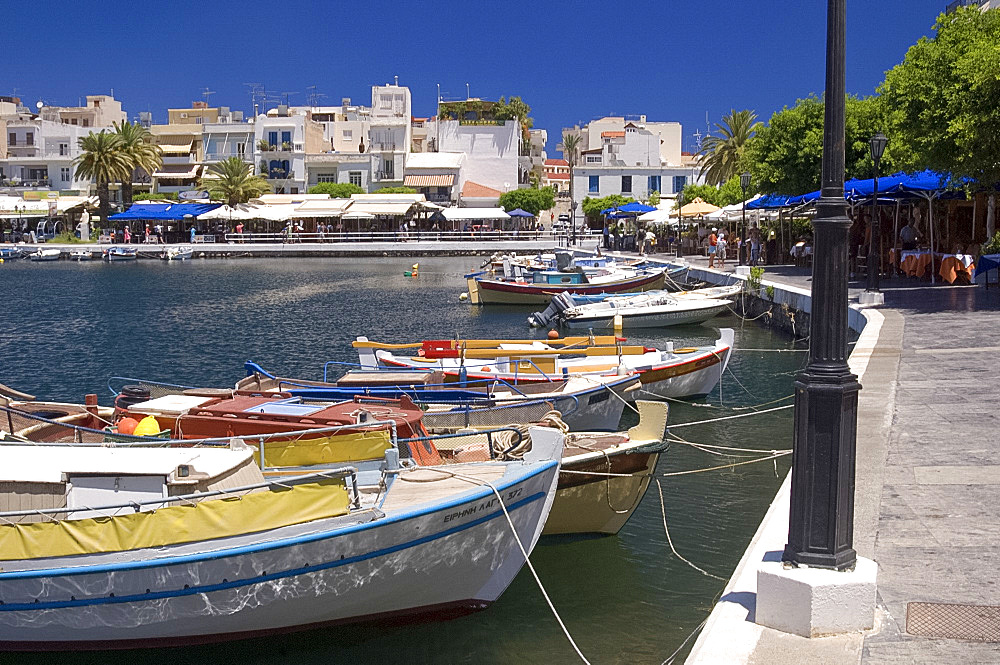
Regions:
[[461, 181, 504, 198], [545, 173, 570, 180], [601, 131, 625, 138], [544, 158, 568, 166]]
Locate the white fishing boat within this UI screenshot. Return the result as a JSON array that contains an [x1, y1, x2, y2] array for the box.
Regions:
[[0, 433, 562, 650], [162, 245, 194, 261], [69, 249, 93, 261], [29, 248, 61, 262], [355, 328, 735, 400], [103, 246, 138, 262], [560, 292, 733, 330]]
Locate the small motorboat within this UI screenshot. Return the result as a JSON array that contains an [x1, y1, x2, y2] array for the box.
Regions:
[[103, 246, 138, 262], [162, 245, 194, 261], [0, 247, 26, 260], [69, 249, 93, 261], [29, 248, 61, 262]]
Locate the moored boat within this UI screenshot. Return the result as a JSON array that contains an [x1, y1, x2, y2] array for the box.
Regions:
[[103, 246, 138, 261], [558, 291, 733, 330], [466, 266, 668, 305], [69, 249, 93, 261], [29, 248, 61, 262], [162, 245, 194, 261]]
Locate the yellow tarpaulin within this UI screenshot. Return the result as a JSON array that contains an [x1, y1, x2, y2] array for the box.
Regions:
[[0, 478, 349, 561], [257, 430, 393, 468]]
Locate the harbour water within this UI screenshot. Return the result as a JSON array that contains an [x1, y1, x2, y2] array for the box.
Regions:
[[1, 256, 803, 664]]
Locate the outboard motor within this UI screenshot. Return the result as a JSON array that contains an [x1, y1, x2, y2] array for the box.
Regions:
[[554, 249, 575, 271], [527, 292, 578, 328]]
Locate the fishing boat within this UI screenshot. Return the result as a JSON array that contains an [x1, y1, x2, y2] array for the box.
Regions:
[[29, 248, 61, 262], [354, 329, 735, 399], [466, 266, 668, 306], [162, 245, 194, 261], [235, 362, 640, 432], [0, 247, 26, 260], [532, 290, 732, 330], [564, 282, 744, 305], [0, 434, 562, 649], [69, 249, 93, 261], [103, 246, 138, 262]]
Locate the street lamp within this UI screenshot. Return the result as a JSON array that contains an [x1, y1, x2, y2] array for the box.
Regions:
[[866, 132, 888, 293], [675, 189, 684, 258], [739, 171, 751, 266], [782, 0, 861, 571]]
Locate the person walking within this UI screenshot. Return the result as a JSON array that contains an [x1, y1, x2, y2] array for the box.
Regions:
[[707, 228, 719, 268], [749, 227, 762, 266], [717, 232, 728, 269]]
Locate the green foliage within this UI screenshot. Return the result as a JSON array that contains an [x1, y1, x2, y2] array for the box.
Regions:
[[679, 184, 723, 207], [718, 175, 751, 206], [983, 232, 1000, 255], [256, 138, 271, 152], [743, 94, 892, 195], [199, 157, 271, 206], [112, 121, 163, 208], [747, 266, 764, 292], [648, 190, 660, 206], [74, 131, 130, 224], [697, 109, 760, 186], [765, 284, 775, 301], [498, 187, 555, 216], [581, 194, 635, 220], [50, 231, 85, 244], [307, 182, 365, 198], [372, 186, 417, 194], [133, 192, 177, 201], [879, 7, 1000, 188]]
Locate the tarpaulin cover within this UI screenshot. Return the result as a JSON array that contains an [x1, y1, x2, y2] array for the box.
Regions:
[[109, 203, 222, 221], [257, 430, 393, 468], [0, 477, 349, 560], [975, 253, 1000, 278]]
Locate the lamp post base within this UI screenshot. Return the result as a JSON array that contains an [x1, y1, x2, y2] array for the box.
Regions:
[[859, 291, 885, 306]]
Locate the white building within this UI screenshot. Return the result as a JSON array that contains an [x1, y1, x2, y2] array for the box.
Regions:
[[566, 115, 682, 167], [403, 152, 464, 204], [427, 118, 521, 196], [254, 106, 325, 194]]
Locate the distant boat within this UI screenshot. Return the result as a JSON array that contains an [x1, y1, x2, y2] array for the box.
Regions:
[[103, 246, 138, 262], [466, 267, 669, 305], [29, 248, 61, 262], [69, 249, 93, 261], [162, 245, 194, 261], [0, 248, 26, 260]]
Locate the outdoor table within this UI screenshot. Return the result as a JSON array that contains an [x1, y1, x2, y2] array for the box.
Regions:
[[938, 255, 975, 284]]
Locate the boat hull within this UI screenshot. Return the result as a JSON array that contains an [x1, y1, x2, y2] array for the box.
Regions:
[[565, 302, 730, 330], [545, 446, 660, 535], [0, 462, 557, 650], [468, 270, 667, 306]]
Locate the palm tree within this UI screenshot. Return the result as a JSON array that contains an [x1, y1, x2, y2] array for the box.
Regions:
[[74, 131, 130, 226], [199, 157, 271, 207], [562, 133, 582, 237], [113, 121, 163, 210], [697, 110, 759, 186]]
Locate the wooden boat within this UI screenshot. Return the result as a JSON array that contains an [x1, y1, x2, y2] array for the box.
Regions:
[[236, 362, 641, 432], [560, 293, 732, 330], [103, 246, 138, 261], [29, 248, 61, 262], [69, 249, 93, 261], [162, 245, 194, 261], [355, 328, 735, 399], [0, 437, 561, 650], [0, 247, 26, 260], [465, 267, 668, 305]]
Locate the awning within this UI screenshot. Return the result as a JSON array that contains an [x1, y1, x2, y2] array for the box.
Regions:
[[441, 207, 511, 221], [108, 203, 221, 221], [153, 165, 200, 179], [289, 199, 353, 218], [403, 174, 455, 187], [158, 142, 193, 155], [347, 202, 414, 216]]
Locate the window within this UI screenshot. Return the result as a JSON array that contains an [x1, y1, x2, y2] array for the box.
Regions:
[[82, 119, 89, 127], [237, 142, 246, 156], [343, 129, 353, 140], [7, 133, 13, 146], [621, 175, 632, 193], [673, 175, 687, 194], [317, 174, 337, 183], [349, 171, 362, 187], [648, 175, 661, 194], [281, 131, 291, 147], [382, 158, 394, 179], [268, 131, 278, 148], [588, 175, 599, 193], [25, 132, 33, 146], [60, 167, 71, 182], [586, 155, 601, 163], [71, 119, 78, 125]]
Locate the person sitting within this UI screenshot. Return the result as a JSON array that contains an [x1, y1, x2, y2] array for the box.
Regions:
[[899, 219, 919, 251]]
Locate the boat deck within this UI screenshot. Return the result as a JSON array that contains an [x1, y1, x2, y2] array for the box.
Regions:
[[381, 463, 508, 511]]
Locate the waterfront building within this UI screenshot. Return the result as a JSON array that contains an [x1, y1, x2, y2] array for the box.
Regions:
[[403, 152, 463, 204], [254, 105, 325, 195], [542, 158, 570, 195]]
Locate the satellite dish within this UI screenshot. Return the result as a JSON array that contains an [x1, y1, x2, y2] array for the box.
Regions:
[[35, 101, 44, 109]]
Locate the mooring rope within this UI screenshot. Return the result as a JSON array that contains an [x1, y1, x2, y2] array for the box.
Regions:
[[655, 479, 727, 581], [667, 404, 793, 429]]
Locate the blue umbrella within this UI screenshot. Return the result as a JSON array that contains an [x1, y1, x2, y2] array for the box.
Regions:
[[616, 202, 656, 213], [506, 208, 534, 218]]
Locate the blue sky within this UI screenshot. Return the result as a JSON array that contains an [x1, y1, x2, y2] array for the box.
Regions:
[[3, 0, 949, 153]]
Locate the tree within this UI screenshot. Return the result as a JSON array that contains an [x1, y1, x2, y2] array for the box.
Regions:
[[198, 157, 271, 207], [697, 109, 760, 186], [679, 184, 723, 208], [307, 182, 365, 197], [113, 121, 162, 210], [498, 187, 555, 216], [372, 186, 416, 194], [581, 194, 635, 220], [494, 96, 534, 142], [879, 6, 1000, 234], [743, 94, 892, 195], [562, 133, 582, 227], [648, 190, 661, 206], [74, 131, 130, 226]]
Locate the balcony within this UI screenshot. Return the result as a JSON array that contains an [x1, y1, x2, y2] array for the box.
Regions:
[[204, 152, 250, 162], [369, 142, 398, 152], [374, 171, 398, 182]]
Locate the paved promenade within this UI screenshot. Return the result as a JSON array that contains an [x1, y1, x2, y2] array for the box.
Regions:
[[606, 251, 1000, 663]]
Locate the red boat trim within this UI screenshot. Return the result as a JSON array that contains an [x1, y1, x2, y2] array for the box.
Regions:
[[476, 270, 665, 296]]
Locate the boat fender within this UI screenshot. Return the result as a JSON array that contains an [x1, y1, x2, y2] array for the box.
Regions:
[[116, 417, 139, 435], [134, 415, 161, 437]]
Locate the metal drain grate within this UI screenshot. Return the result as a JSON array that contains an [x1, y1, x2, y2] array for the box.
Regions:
[[907, 602, 1000, 642]]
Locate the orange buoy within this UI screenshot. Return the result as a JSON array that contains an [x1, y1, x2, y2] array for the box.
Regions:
[[547, 329, 560, 340], [116, 417, 139, 435]]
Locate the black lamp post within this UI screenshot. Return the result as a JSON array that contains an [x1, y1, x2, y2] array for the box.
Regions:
[[739, 171, 751, 266], [782, 0, 861, 571], [866, 132, 888, 293], [675, 189, 684, 258]]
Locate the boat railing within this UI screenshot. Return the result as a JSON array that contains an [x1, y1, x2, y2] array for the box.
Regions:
[[409, 426, 526, 460], [0, 467, 362, 523]]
